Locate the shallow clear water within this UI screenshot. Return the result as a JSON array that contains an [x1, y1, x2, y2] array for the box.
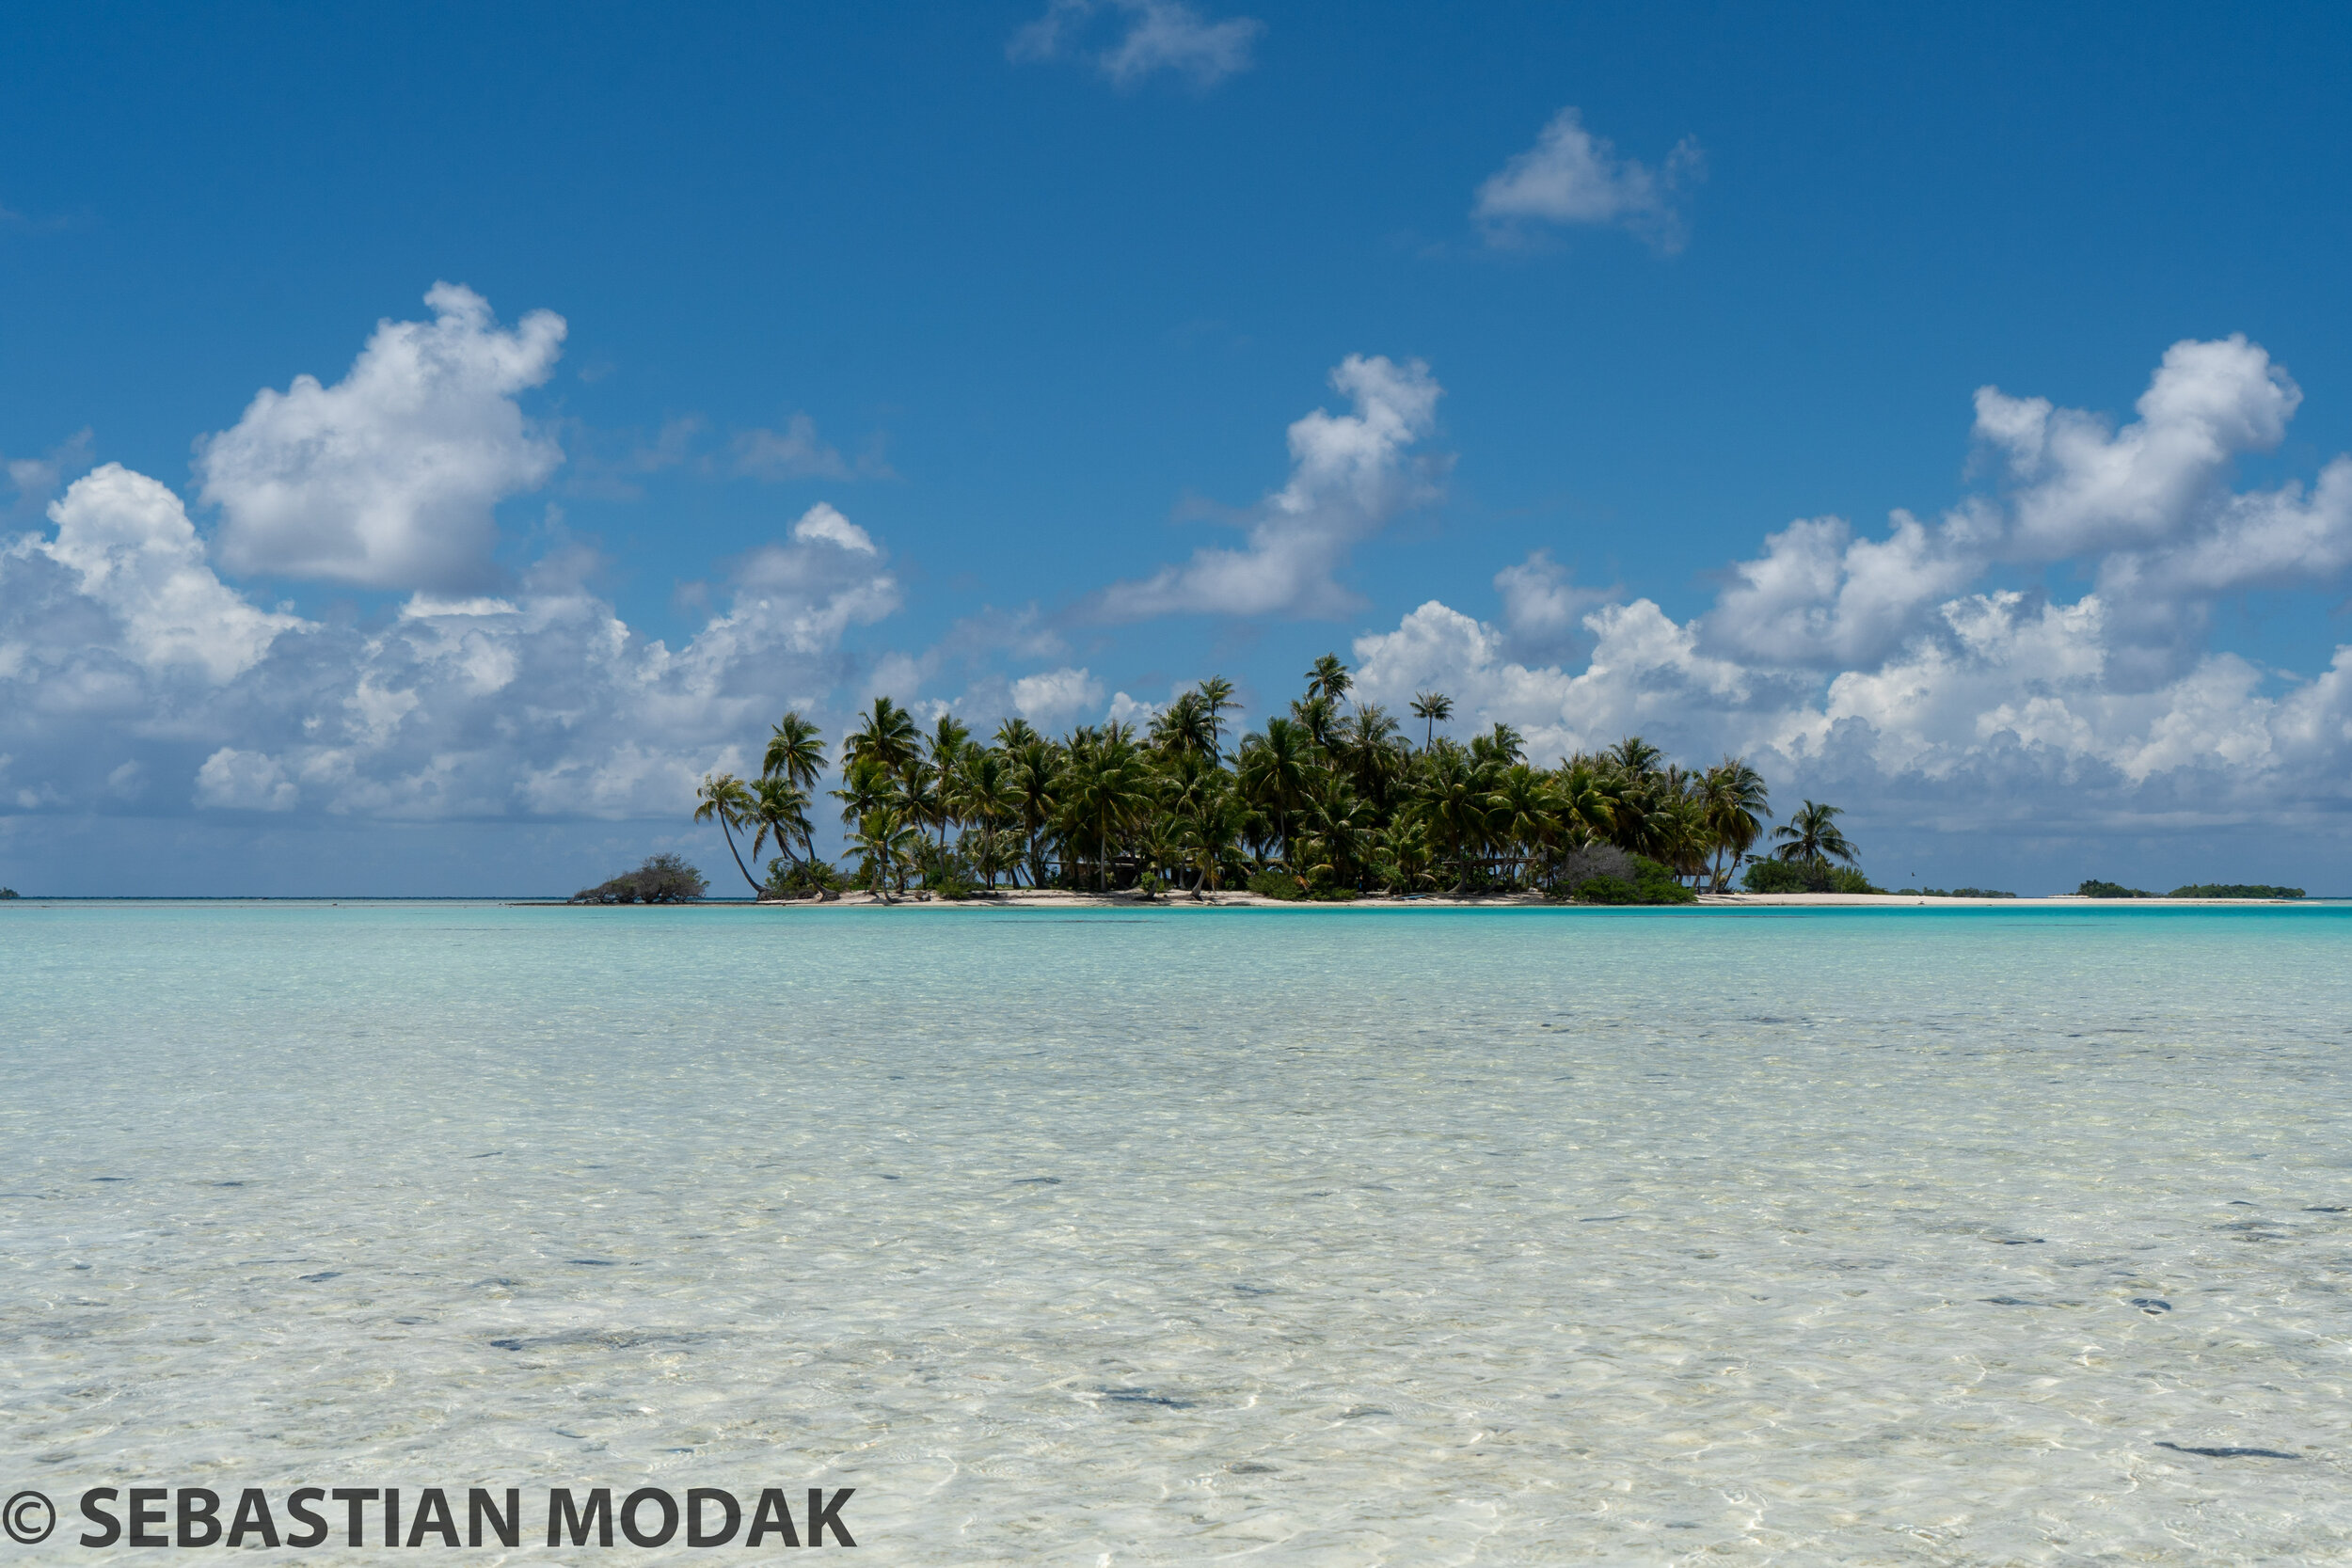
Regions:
[[4, 901, 2351, 1563]]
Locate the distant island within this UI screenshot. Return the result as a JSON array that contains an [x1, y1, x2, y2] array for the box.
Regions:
[[603, 651, 1885, 907], [554, 654, 2315, 911], [2078, 879, 2304, 900]]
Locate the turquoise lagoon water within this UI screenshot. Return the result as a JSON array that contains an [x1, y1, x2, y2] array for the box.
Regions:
[[3, 901, 2351, 1563]]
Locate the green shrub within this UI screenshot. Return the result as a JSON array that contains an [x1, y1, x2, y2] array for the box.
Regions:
[[571, 853, 707, 904], [763, 857, 848, 898], [1247, 867, 1307, 901], [1741, 858, 1886, 895], [2078, 879, 2152, 898], [1741, 858, 1821, 893], [1547, 843, 1636, 899], [2169, 883, 2304, 899], [1572, 857, 1696, 906]]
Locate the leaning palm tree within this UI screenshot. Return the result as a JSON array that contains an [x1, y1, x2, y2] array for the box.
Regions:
[[763, 711, 827, 790], [761, 711, 828, 863], [693, 772, 762, 894], [1410, 691, 1453, 751], [1772, 800, 1857, 866], [749, 775, 813, 879]]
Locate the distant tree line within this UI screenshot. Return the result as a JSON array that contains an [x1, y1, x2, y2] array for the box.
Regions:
[[2080, 879, 2305, 900], [683, 653, 1876, 904]]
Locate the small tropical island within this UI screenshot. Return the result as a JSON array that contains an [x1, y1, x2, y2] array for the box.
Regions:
[[574, 653, 1869, 906], [560, 653, 2313, 909]]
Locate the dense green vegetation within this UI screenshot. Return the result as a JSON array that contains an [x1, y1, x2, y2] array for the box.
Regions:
[[687, 653, 1867, 903], [570, 853, 709, 904], [2080, 879, 2304, 900], [0, 886, 16, 899]]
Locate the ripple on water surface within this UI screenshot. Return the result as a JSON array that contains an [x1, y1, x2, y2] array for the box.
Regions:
[[3, 902, 2351, 1563]]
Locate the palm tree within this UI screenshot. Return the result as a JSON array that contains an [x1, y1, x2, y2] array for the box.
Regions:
[[1056, 727, 1155, 890], [763, 711, 827, 791], [1334, 704, 1406, 813], [1163, 752, 1241, 895], [1149, 691, 1218, 762], [1553, 756, 1617, 848], [1700, 757, 1771, 892], [994, 716, 1041, 752], [830, 755, 893, 832], [1235, 717, 1316, 868], [693, 772, 762, 894], [848, 807, 920, 900], [1489, 764, 1561, 886], [1416, 742, 1492, 892], [1610, 735, 1664, 783], [924, 713, 972, 847], [1410, 691, 1452, 751], [1008, 737, 1062, 888], [761, 711, 828, 863], [1470, 722, 1525, 768], [1289, 692, 1340, 752], [949, 749, 1023, 888], [749, 775, 813, 879], [1297, 779, 1375, 891], [1304, 653, 1352, 704], [1772, 800, 1857, 867], [844, 696, 919, 784], [1196, 675, 1237, 755]]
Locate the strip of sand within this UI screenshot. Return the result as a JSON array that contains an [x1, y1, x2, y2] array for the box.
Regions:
[[741, 888, 2323, 910]]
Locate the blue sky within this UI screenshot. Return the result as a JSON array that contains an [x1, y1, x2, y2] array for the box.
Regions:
[[6, 1, 2352, 894]]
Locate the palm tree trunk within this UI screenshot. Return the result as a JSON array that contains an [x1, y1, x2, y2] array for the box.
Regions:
[[722, 820, 758, 894]]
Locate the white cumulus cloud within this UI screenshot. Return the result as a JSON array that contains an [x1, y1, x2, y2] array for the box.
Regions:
[[1352, 337, 2352, 877], [1094, 354, 1442, 621], [1474, 107, 1704, 253], [1009, 666, 1104, 728], [1, 469, 901, 831], [30, 464, 305, 683], [1009, 0, 1263, 88], [198, 282, 566, 592]]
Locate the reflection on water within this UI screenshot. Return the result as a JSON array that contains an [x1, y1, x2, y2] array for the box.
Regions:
[[4, 902, 2350, 1563]]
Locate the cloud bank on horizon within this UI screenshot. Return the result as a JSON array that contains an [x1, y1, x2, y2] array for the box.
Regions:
[[3, 286, 2350, 876]]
